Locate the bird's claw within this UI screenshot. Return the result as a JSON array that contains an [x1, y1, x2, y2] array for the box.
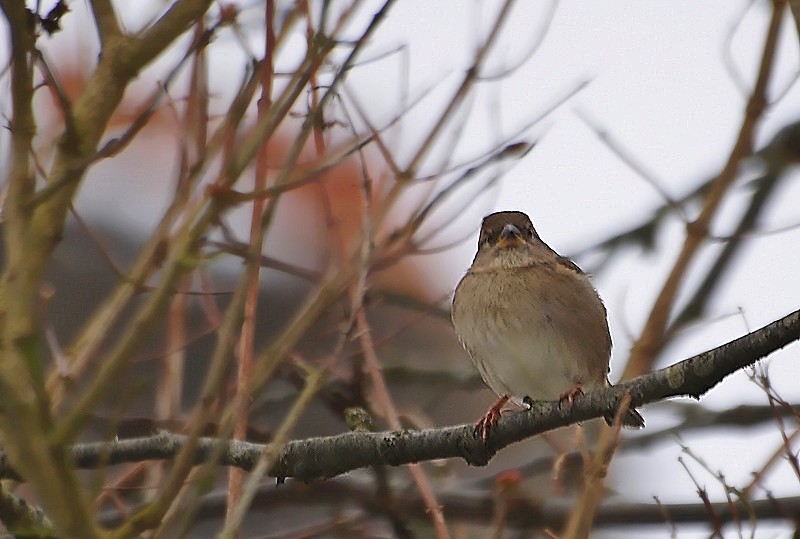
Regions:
[[558, 383, 584, 409], [474, 395, 509, 444]]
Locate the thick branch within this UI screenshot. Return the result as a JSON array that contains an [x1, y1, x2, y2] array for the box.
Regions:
[[0, 308, 797, 483]]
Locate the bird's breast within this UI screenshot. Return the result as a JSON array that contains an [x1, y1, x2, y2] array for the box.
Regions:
[[452, 266, 609, 402]]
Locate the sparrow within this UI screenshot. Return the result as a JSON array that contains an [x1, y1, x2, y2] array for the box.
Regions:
[[452, 211, 644, 442]]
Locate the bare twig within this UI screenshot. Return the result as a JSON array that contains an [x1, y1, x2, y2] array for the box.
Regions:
[[356, 309, 451, 539], [678, 456, 724, 537]]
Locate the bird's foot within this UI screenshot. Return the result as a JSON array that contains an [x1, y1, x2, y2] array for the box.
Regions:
[[474, 395, 510, 444], [558, 383, 584, 409]]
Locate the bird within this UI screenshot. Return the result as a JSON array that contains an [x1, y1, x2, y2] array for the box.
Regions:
[[451, 211, 644, 443]]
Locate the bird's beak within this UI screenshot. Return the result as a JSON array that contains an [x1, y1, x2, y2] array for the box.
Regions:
[[497, 223, 523, 248]]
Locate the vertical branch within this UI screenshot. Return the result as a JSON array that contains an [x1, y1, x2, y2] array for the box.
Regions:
[[0, 3, 39, 371], [88, 0, 122, 44], [0, 3, 101, 536], [226, 0, 275, 528], [302, 0, 343, 266], [150, 18, 212, 506], [355, 310, 452, 539], [561, 398, 629, 539]]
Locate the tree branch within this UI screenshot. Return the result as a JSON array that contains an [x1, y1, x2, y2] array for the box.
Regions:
[[0, 308, 797, 483], [98, 476, 800, 531]]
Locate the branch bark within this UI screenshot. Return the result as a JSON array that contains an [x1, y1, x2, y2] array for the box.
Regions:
[[1, 308, 797, 483]]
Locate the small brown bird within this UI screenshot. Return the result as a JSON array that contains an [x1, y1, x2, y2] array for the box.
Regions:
[[452, 211, 644, 442]]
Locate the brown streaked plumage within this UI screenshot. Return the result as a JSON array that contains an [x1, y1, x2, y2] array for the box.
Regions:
[[452, 211, 644, 442]]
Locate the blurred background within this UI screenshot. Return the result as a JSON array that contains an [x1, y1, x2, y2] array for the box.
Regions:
[[2, 0, 800, 537]]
